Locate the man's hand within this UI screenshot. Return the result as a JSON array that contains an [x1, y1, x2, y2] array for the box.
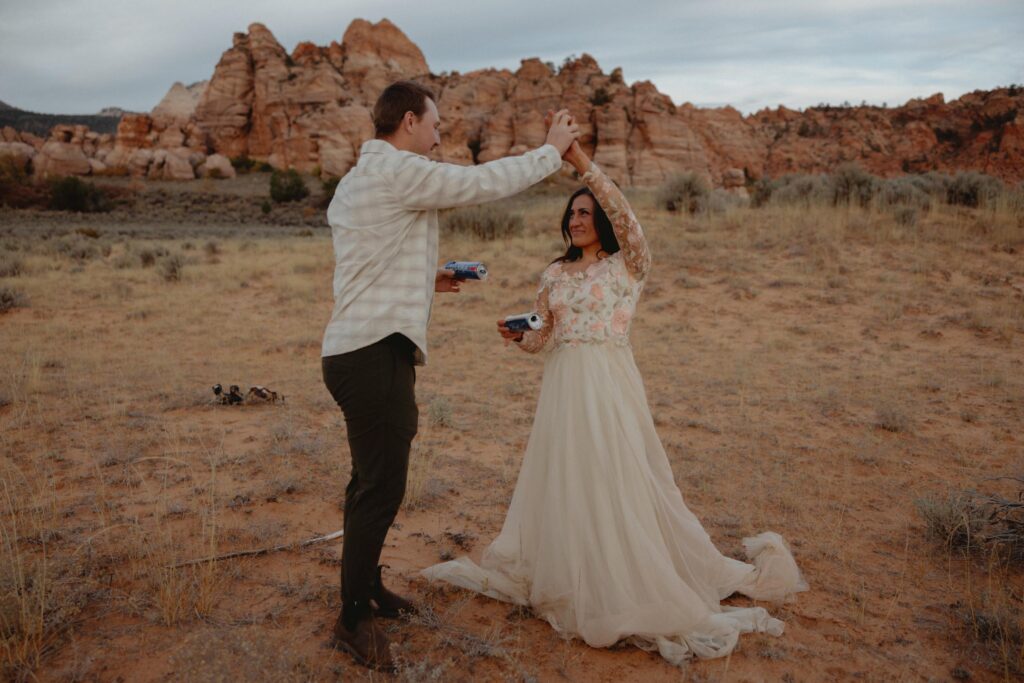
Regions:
[[496, 319, 524, 343], [435, 268, 462, 293], [544, 109, 580, 156]]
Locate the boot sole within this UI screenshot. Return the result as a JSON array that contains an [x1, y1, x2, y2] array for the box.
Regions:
[[329, 636, 396, 673]]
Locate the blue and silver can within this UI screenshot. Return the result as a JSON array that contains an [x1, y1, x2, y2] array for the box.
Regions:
[[445, 260, 489, 280], [504, 312, 543, 332]]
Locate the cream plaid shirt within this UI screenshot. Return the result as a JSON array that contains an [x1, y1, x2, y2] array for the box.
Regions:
[[321, 139, 563, 365]]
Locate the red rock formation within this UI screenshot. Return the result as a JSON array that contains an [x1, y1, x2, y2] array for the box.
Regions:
[[14, 19, 1024, 185]]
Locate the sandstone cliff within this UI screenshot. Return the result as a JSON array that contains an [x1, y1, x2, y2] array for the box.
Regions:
[[4, 19, 1022, 185]]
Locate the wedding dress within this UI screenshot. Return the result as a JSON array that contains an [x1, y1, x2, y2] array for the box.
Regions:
[[422, 163, 808, 665]]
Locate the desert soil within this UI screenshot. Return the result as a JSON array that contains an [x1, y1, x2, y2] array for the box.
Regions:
[[1, 177, 1022, 682]]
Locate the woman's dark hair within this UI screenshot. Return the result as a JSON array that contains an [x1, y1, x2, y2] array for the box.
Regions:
[[373, 80, 436, 138], [552, 187, 620, 264]]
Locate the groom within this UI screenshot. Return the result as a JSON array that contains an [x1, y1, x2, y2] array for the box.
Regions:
[[320, 79, 580, 671]]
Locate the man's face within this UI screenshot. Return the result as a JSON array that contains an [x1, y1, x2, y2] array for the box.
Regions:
[[409, 98, 441, 155]]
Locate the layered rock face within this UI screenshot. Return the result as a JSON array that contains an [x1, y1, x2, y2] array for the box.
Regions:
[[5, 19, 1023, 185]]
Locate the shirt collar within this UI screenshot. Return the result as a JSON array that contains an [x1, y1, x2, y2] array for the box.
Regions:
[[360, 139, 398, 156]]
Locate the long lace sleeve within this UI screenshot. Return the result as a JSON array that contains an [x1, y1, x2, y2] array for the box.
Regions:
[[582, 162, 651, 280], [516, 270, 555, 354]]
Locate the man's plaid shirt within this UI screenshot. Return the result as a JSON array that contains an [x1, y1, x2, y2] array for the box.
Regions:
[[321, 139, 563, 365]]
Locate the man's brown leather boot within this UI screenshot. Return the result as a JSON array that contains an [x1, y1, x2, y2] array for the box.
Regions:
[[330, 609, 395, 672], [371, 564, 418, 619]]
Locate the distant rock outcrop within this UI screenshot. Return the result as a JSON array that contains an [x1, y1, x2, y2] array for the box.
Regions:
[[3, 19, 1022, 184]]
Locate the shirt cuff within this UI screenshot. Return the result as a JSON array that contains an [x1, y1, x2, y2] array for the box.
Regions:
[[537, 143, 563, 172]]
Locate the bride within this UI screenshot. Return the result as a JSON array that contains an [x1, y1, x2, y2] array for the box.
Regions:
[[422, 138, 808, 665]]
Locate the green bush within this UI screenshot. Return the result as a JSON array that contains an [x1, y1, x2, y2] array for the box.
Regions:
[[319, 175, 341, 209], [946, 171, 1003, 208], [48, 176, 112, 213], [440, 205, 524, 240], [230, 156, 256, 173], [269, 169, 309, 203], [831, 163, 880, 207], [657, 173, 710, 214]]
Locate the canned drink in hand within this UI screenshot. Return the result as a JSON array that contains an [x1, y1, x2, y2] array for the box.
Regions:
[[505, 312, 543, 332], [445, 261, 488, 280]]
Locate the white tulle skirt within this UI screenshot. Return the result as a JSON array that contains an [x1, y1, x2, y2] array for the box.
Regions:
[[422, 343, 808, 664]]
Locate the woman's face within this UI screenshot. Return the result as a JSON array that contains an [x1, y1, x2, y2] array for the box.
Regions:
[[568, 194, 600, 250]]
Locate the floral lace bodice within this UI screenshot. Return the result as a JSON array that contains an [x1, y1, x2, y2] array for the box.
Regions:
[[518, 162, 651, 353]]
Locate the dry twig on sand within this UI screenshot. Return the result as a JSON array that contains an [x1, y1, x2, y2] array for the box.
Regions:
[[169, 529, 344, 568]]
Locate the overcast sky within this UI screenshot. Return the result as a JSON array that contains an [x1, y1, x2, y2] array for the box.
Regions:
[[1, 0, 1021, 115]]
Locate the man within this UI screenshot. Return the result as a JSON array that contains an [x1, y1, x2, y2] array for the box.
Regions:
[[321, 79, 579, 671]]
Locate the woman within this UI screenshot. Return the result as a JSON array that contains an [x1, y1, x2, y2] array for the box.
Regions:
[[422, 141, 808, 665]]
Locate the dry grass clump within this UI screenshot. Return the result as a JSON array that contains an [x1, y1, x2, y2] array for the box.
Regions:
[[0, 254, 22, 278], [916, 491, 988, 552], [918, 479, 1024, 675], [873, 400, 911, 433], [441, 204, 524, 240], [404, 443, 445, 512], [157, 253, 185, 282], [169, 628, 321, 682], [427, 397, 455, 428], [0, 286, 28, 314]]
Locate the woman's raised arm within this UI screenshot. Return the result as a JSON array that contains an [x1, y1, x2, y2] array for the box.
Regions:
[[565, 142, 651, 280]]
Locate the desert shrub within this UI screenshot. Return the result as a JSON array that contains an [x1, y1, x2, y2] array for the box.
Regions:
[[0, 156, 46, 209], [0, 153, 28, 184], [0, 286, 28, 313], [946, 171, 1003, 208], [916, 492, 986, 552], [917, 478, 1024, 562], [157, 254, 185, 282], [260, 199, 272, 215], [0, 254, 23, 277], [954, 594, 1024, 677], [754, 174, 830, 207], [137, 246, 168, 267], [590, 87, 612, 106], [831, 163, 880, 207], [911, 171, 953, 198], [269, 169, 309, 203], [230, 156, 255, 173], [874, 401, 910, 432], [657, 172, 710, 214], [48, 176, 112, 213], [52, 234, 100, 261], [203, 241, 221, 256], [441, 205, 524, 240], [892, 206, 919, 227], [708, 188, 748, 213], [428, 397, 455, 427], [111, 252, 136, 269], [878, 177, 932, 209], [318, 175, 340, 209]]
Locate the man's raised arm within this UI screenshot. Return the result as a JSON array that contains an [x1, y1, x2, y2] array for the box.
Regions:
[[392, 110, 579, 211]]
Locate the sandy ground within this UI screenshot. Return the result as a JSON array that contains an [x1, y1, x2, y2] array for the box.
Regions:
[[1, 183, 1022, 682]]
